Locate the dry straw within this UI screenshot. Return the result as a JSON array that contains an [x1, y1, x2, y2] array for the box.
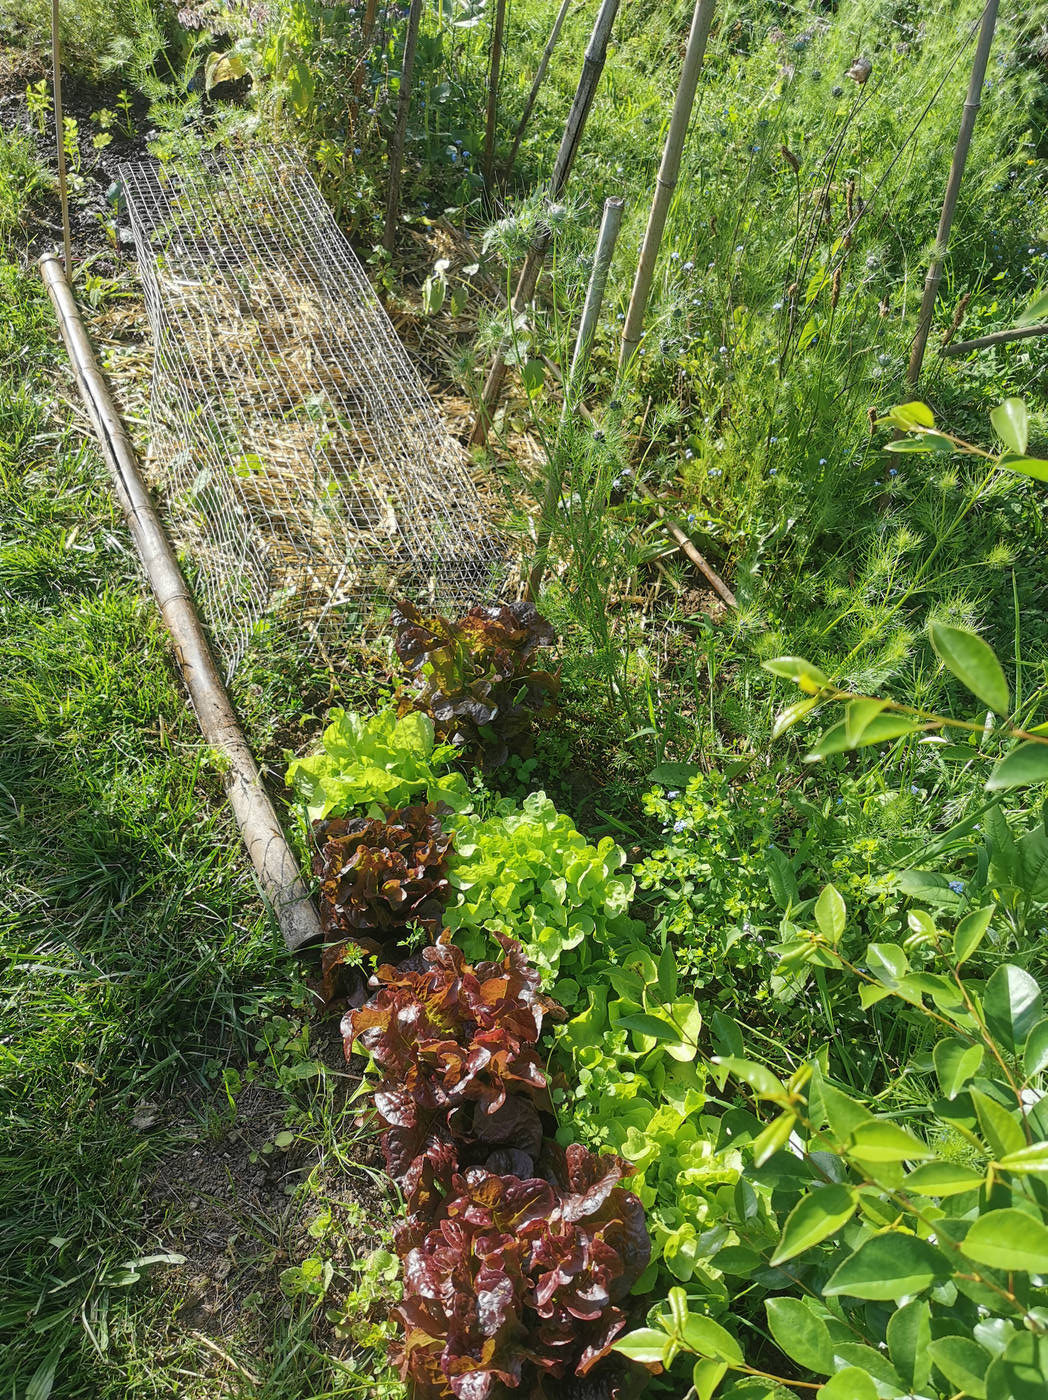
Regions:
[[120, 146, 503, 673]]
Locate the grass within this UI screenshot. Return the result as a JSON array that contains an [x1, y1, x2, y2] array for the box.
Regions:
[[0, 255, 399, 1395]]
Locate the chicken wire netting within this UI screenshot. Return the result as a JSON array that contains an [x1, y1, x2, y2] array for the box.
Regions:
[[118, 146, 503, 674]]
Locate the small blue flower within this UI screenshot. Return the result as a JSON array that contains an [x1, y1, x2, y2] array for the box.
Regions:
[[673, 820, 686, 833], [889, 467, 898, 477], [949, 880, 965, 894], [910, 785, 920, 794], [667, 790, 680, 799], [768, 467, 777, 476], [819, 457, 827, 465]]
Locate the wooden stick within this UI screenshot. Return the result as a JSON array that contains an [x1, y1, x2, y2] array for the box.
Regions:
[[471, 0, 620, 445], [943, 322, 1048, 356], [906, 0, 999, 389], [383, 0, 424, 254], [619, 0, 716, 371], [502, 0, 574, 181], [38, 253, 323, 955], [483, 0, 508, 192], [647, 495, 735, 607], [50, 0, 72, 277], [528, 196, 624, 599]]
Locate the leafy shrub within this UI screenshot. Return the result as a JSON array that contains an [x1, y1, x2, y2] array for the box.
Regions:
[[443, 791, 639, 1000], [312, 802, 453, 946], [617, 890, 1048, 1398], [345, 936, 652, 1398], [393, 600, 560, 769], [286, 707, 470, 823]]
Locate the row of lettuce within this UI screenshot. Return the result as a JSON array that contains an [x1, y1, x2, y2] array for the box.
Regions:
[[286, 602, 1048, 1399]]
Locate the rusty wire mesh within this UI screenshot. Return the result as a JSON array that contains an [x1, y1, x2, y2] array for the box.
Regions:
[[119, 146, 503, 673]]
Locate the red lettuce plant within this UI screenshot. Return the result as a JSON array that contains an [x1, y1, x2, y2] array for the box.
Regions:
[[393, 600, 559, 769], [313, 802, 453, 946], [344, 937, 651, 1399], [346, 936, 555, 1204]]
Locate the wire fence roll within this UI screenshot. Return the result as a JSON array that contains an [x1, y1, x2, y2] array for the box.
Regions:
[[119, 145, 504, 675]]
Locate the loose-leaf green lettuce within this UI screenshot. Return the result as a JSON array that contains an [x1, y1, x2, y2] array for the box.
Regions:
[[286, 706, 470, 823]]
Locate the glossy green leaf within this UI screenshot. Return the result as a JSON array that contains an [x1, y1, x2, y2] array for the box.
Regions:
[[1024, 1019, 1048, 1076], [816, 1368, 878, 1400], [902, 1160, 985, 1197], [933, 1038, 983, 1099], [692, 1359, 729, 1400], [848, 1119, 935, 1164], [815, 885, 846, 943], [988, 742, 1048, 790], [971, 1087, 1026, 1158], [657, 944, 678, 1001], [845, 698, 888, 744], [985, 1333, 1048, 1400], [886, 400, 935, 430], [983, 963, 1043, 1053], [772, 696, 820, 739], [770, 1185, 857, 1265], [927, 1335, 990, 1398], [680, 1313, 744, 1363], [998, 452, 1048, 483], [618, 1012, 690, 1045], [763, 656, 830, 695], [887, 1298, 931, 1391], [867, 943, 909, 986], [765, 1297, 835, 1374], [752, 1110, 798, 1167], [929, 622, 1010, 715], [713, 1057, 788, 1100], [961, 1209, 1048, 1272], [954, 906, 994, 966], [883, 431, 955, 454], [991, 398, 1029, 457], [999, 1141, 1048, 1175], [613, 1327, 672, 1364], [824, 1233, 948, 1300]]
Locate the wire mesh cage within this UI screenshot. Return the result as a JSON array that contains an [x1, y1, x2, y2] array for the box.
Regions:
[[118, 146, 504, 674]]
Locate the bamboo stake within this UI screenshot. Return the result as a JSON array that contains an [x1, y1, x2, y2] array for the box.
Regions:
[[502, 0, 574, 181], [383, 0, 424, 253], [528, 195, 624, 598], [906, 0, 1000, 389], [50, 0, 72, 277], [471, 0, 620, 445], [483, 0, 508, 192], [619, 0, 716, 371], [943, 322, 1048, 356], [38, 253, 323, 955]]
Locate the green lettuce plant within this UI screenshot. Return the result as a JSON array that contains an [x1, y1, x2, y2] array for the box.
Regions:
[[443, 791, 640, 999], [551, 944, 745, 1295], [615, 888, 1048, 1399], [285, 707, 471, 823]]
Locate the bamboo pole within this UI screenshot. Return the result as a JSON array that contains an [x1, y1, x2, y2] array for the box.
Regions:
[[50, 0, 72, 277], [502, 0, 574, 181], [943, 322, 1048, 356], [38, 253, 323, 956], [619, 0, 716, 371], [383, 0, 424, 253], [906, 0, 1000, 389], [471, 0, 620, 445], [527, 195, 624, 598], [483, 0, 508, 192]]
